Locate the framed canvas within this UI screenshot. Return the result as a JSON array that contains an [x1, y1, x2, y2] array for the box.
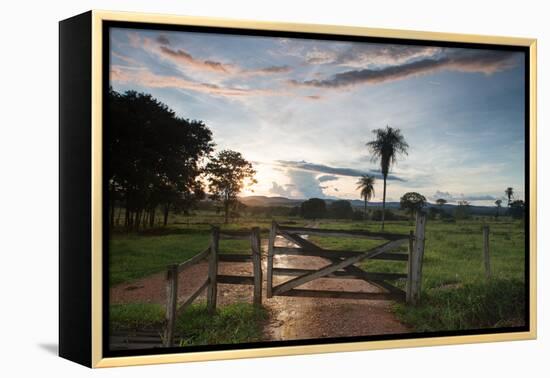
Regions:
[[59, 10, 537, 368]]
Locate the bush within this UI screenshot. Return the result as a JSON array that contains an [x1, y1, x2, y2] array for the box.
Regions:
[[328, 200, 354, 219], [301, 198, 327, 219], [351, 210, 364, 221]]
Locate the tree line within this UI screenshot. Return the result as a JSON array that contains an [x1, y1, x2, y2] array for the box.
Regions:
[[108, 89, 255, 230]]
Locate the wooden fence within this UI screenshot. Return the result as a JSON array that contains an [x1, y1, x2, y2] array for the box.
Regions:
[[266, 212, 427, 305], [163, 226, 262, 347]]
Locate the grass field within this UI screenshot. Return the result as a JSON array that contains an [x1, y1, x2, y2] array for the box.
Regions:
[[109, 210, 526, 335]]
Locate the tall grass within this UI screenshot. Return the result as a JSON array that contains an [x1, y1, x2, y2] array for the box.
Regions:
[[109, 302, 267, 345]]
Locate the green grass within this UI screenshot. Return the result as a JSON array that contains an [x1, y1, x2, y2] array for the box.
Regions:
[[110, 303, 165, 331], [110, 302, 267, 346], [175, 303, 267, 346], [394, 278, 526, 331]]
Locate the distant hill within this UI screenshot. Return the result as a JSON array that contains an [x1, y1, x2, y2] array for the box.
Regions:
[[238, 195, 497, 215]]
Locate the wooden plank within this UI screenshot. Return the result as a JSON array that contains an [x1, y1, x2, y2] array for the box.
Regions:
[[218, 254, 252, 262], [219, 230, 251, 240], [409, 212, 427, 305], [483, 225, 491, 279], [216, 275, 255, 285], [277, 289, 404, 301], [251, 227, 263, 307], [207, 226, 219, 313], [272, 239, 407, 295], [273, 246, 408, 261], [266, 221, 277, 298], [177, 246, 210, 273], [272, 268, 406, 281], [278, 226, 407, 241], [163, 264, 178, 347], [176, 278, 210, 317]]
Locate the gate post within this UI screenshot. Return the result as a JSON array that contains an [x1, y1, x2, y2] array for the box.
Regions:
[[266, 221, 277, 298], [207, 226, 219, 313], [163, 264, 179, 347], [406, 230, 414, 304], [408, 211, 427, 305], [251, 227, 263, 307]]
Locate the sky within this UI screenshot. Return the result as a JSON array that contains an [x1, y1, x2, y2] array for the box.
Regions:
[[109, 27, 526, 206]]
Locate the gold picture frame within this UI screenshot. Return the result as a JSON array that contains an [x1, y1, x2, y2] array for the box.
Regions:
[[59, 10, 537, 368]]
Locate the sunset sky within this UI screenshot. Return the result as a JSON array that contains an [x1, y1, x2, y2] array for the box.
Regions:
[[109, 27, 526, 206]]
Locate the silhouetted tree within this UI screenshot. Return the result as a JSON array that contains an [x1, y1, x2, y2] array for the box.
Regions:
[[108, 88, 214, 230], [400, 192, 427, 219], [495, 199, 503, 218], [505, 187, 514, 207], [206, 150, 257, 223], [356, 175, 375, 220], [455, 200, 471, 220], [436, 198, 447, 208], [366, 126, 409, 230], [328, 200, 354, 219], [300, 198, 327, 219], [509, 199, 525, 219]]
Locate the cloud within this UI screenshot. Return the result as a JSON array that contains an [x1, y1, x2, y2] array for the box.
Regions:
[[269, 181, 293, 197], [317, 175, 339, 182], [432, 190, 496, 202], [277, 160, 404, 181], [156, 35, 170, 45], [304, 95, 322, 100], [291, 50, 519, 88], [286, 170, 327, 198], [110, 65, 281, 98], [159, 45, 231, 73], [307, 44, 442, 68]]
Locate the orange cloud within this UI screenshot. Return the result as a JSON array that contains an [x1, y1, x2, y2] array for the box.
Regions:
[[110, 65, 284, 98]]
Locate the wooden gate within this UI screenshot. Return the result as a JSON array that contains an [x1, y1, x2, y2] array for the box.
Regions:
[[266, 212, 427, 305]]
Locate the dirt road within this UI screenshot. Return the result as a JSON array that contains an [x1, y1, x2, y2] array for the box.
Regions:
[[111, 228, 410, 341]]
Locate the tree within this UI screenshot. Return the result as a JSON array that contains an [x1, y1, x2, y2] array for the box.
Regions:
[[436, 198, 447, 208], [509, 199, 525, 219], [495, 199, 503, 217], [505, 187, 514, 207], [108, 89, 214, 230], [300, 198, 327, 219], [328, 200, 354, 219], [400, 192, 427, 219], [206, 150, 257, 223], [356, 175, 375, 220], [455, 200, 471, 220], [366, 126, 409, 230]]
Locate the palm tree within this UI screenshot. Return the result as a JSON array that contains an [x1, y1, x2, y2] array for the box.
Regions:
[[356, 175, 375, 220], [366, 126, 409, 230], [495, 199, 502, 217], [505, 187, 514, 207]]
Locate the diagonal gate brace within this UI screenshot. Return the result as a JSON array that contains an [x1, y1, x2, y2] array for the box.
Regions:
[[279, 232, 405, 296], [272, 237, 407, 295]]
